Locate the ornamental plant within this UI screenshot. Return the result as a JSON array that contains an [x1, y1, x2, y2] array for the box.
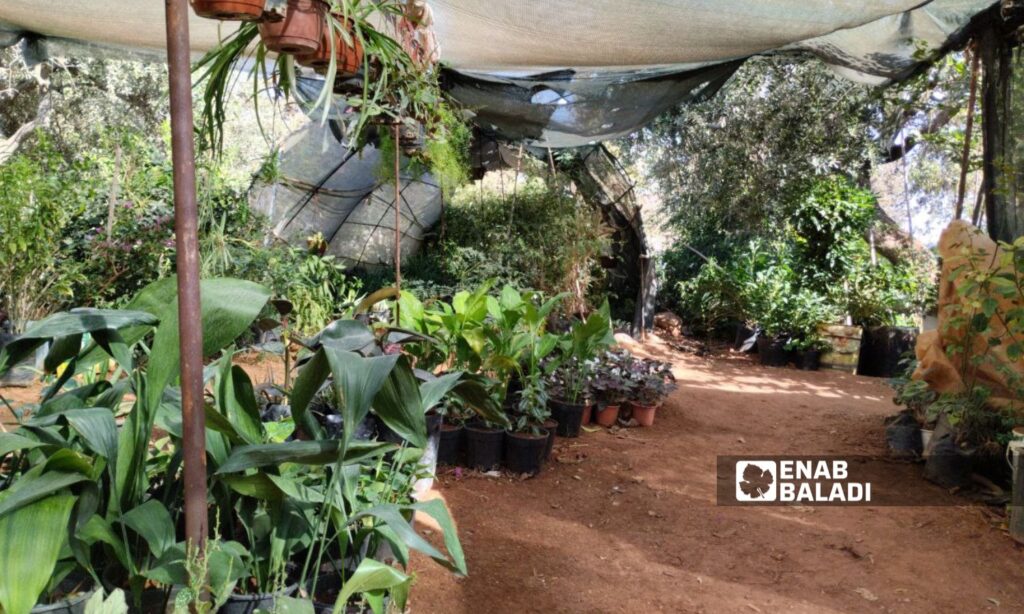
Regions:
[[625, 355, 677, 407]]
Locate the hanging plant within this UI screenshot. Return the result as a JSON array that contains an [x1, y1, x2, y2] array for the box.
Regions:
[[192, 0, 471, 169], [191, 0, 267, 21], [258, 0, 325, 55]]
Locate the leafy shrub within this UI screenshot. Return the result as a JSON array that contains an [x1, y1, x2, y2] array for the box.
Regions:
[[0, 136, 86, 329]]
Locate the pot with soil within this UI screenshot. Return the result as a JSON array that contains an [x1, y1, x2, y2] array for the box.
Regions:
[[857, 326, 918, 378], [548, 398, 586, 437], [628, 401, 659, 427], [798, 350, 822, 371], [220, 582, 299, 614], [756, 335, 789, 367], [307, 574, 387, 614], [504, 429, 548, 476], [438, 422, 465, 466], [542, 418, 558, 460], [296, 17, 364, 77], [259, 0, 325, 55], [594, 404, 620, 428], [191, 0, 266, 20], [885, 412, 922, 458], [923, 437, 974, 489], [31, 574, 94, 614], [464, 422, 504, 471]]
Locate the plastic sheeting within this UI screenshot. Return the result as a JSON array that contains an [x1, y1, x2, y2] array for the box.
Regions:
[[0, 1, 998, 146], [251, 123, 442, 268]]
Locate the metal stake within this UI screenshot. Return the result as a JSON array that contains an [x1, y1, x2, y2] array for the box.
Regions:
[[164, 0, 208, 556]]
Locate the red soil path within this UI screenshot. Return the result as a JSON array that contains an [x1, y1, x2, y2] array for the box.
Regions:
[[411, 337, 1024, 613]]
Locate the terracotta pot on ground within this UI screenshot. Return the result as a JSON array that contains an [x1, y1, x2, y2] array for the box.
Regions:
[[594, 404, 620, 428], [629, 401, 658, 427], [259, 0, 325, 55], [581, 404, 593, 426], [296, 18, 364, 76], [191, 0, 266, 20]]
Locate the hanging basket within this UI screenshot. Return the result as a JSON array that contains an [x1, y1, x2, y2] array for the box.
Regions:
[[259, 0, 325, 55], [190, 0, 266, 21], [296, 17, 364, 77]]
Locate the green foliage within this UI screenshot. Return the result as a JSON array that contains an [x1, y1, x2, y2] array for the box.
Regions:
[[668, 176, 934, 337], [436, 175, 611, 310], [0, 136, 84, 329]]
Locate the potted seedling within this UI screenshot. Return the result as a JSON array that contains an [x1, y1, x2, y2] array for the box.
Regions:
[[785, 335, 831, 371], [589, 350, 635, 428], [504, 377, 551, 476], [625, 356, 677, 427], [547, 302, 614, 437]]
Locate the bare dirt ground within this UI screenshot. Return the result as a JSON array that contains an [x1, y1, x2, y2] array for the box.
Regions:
[[411, 336, 1024, 614]]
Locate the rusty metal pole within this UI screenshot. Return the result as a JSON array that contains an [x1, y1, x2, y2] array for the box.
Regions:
[[394, 123, 402, 324], [164, 0, 208, 556]]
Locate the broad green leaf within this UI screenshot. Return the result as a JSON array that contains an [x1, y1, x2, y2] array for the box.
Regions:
[[372, 356, 427, 448], [0, 494, 76, 614], [323, 350, 398, 446], [0, 432, 45, 457], [0, 468, 87, 518], [121, 500, 175, 558], [288, 349, 329, 439], [313, 319, 376, 353], [146, 278, 271, 411], [44, 334, 83, 374], [82, 588, 128, 614], [215, 356, 263, 445], [0, 309, 157, 377], [216, 440, 393, 474], [331, 559, 411, 614], [64, 408, 119, 467]]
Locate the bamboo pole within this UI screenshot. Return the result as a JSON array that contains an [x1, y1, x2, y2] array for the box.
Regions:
[[394, 123, 402, 323]]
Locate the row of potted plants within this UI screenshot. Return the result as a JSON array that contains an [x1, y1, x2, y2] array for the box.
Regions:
[[388, 283, 678, 477], [0, 277, 489, 613]]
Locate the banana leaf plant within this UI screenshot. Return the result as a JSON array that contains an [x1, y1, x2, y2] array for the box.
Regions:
[[0, 277, 271, 613]]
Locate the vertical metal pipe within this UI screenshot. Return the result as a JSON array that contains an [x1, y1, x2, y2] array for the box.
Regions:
[[393, 123, 402, 323], [164, 0, 208, 554]]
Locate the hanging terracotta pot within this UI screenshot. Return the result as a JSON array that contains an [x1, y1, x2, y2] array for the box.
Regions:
[[191, 0, 266, 21], [297, 17, 364, 77], [259, 0, 325, 55]]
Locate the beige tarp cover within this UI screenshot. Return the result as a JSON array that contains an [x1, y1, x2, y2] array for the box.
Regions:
[[914, 221, 1024, 410], [0, 1, 998, 146]]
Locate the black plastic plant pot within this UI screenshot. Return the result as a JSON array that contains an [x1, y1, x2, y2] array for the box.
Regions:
[[548, 398, 585, 437], [503, 430, 548, 476], [219, 583, 298, 614], [31, 588, 94, 614], [756, 335, 789, 367], [438, 423, 466, 466], [464, 424, 504, 471], [799, 350, 822, 371], [542, 419, 558, 460], [308, 574, 388, 614]]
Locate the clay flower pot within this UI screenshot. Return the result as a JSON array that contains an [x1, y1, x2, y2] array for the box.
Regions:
[[297, 18, 364, 77], [629, 401, 658, 427], [594, 404, 620, 428], [191, 0, 266, 20], [259, 0, 325, 55], [581, 403, 593, 426]]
